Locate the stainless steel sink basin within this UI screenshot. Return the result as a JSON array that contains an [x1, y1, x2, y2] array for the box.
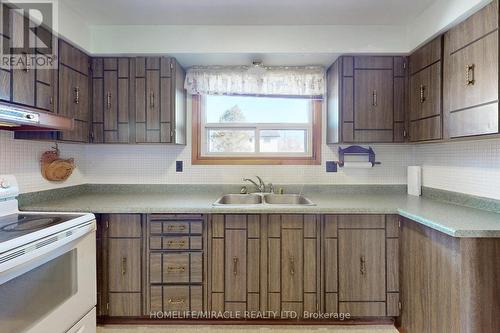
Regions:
[[213, 194, 263, 205], [263, 194, 315, 206]]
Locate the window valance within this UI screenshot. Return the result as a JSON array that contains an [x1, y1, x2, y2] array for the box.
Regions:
[[184, 65, 325, 98]]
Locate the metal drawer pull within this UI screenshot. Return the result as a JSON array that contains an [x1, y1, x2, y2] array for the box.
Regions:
[[167, 225, 186, 232], [372, 90, 378, 107], [121, 257, 127, 276], [419, 85, 426, 103], [74, 87, 80, 104], [166, 240, 186, 247], [233, 256, 238, 276], [168, 298, 185, 304], [24, 53, 30, 72], [289, 256, 295, 276], [465, 64, 475, 86], [106, 92, 111, 109], [360, 256, 366, 275], [166, 265, 186, 272], [49, 97, 53, 105], [150, 91, 155, 108]]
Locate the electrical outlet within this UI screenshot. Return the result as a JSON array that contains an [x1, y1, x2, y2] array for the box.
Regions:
[[326, 161, 337, 172], [176, 161, 183, 172]]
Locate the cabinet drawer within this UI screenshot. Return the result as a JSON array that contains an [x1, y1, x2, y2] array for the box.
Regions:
[[337, 215, 385, 229], [150, 236, 202, 250], [150, 252, 202, 284], [150, 285, 203, 312], [150, 221, 203, 235]]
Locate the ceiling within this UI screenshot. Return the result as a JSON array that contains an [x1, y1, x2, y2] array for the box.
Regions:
[[62, 0, 435, 26]]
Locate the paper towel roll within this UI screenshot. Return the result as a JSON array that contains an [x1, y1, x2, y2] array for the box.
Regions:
[[407, 166, 422, 196], [342, 162, 373, 169]]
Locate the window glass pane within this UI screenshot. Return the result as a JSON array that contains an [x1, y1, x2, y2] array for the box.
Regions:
[[260, 129, 306, 153], [208, 129, 255, 153], [205, 95, 310, 123]]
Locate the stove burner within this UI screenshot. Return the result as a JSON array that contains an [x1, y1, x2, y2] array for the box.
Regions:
[[1, 216, 64, 232]]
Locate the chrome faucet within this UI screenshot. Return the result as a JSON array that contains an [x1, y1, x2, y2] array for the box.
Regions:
[[243, 176, 266, 193]]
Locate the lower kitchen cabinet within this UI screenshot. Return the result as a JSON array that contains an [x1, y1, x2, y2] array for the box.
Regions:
[[97, 212, 400, 321], [209, 214, 262, 312], [97, 214, 144, 317], [147, 214, 206, 313], [323, 215, 400, 317], [266, 214, 320, 316]]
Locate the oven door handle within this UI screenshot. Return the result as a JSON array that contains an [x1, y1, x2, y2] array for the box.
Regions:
[[0, 221, 96, 283]]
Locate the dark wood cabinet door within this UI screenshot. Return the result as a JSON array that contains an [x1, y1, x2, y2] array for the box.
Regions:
[[104, 70, 118, 132], [225, 229, 247, 302], [354, 69, 393, 130], [12, 64, 35, 106], [108, 238, 142, 292], [267, 215, 319, 316], [210, 215, 261, 312], [338, 229, 386, 302]]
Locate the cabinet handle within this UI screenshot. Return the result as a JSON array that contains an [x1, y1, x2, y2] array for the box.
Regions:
[[150, 91, 155, 108], [24, 53, 30, 72], [74, 87, 80, 104], [121, 257, 127, 276], [372, 90, 378, 107], [49, 96, 53, 105], [419, 85, 426, 103], [465, 64, 475, 86], [166, 239, 186, 247], [168, 298, 185, 304], [167, 225, 186, 232], [166, 265, 186, 272], [289, 256, 295, 276], [233, 256, 239, 276], [360, 256, 366, 275], [106, 92, 111, 110]]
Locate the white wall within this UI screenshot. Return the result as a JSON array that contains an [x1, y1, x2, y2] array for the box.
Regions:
[[416, 139, 500, 200], [0, 131, 86, 193]]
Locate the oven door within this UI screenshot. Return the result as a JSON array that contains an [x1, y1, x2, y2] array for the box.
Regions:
[[0, 222, 96, 333]]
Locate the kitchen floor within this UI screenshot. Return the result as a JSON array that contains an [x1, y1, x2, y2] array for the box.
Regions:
[[97, 325, 399, 332]]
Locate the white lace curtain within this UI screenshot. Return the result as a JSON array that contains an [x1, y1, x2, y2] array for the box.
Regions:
[[184, 65, 325, 98]]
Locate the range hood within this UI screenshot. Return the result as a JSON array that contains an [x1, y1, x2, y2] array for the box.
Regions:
[[0, 102, 73, 131]]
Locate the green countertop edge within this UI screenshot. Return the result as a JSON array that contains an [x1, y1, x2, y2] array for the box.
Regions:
[[421, 187, 500, 214], [18, 184, 500, 214], [18, 184, 407, 206]]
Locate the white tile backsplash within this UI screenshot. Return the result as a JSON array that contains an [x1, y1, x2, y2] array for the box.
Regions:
[[416, 139, 500, 200], [2, 125, 500, 200], [0, 131, 86, 193]]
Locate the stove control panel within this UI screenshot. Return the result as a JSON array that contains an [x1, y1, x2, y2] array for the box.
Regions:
[[0, 175, 19, 199]]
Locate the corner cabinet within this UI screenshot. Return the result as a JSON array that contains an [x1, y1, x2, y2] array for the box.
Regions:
[[443, 0, 499, 138], [408, 36, 443, 142], [326, 56, 407, 143]]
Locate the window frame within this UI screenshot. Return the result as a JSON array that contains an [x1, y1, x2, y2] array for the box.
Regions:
[[192, 95, 322, 165]]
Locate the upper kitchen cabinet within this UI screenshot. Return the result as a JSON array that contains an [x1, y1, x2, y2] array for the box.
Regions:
[[443, 0, 499, 138], [327, 56, 407, 143], [408, 36, 443, 142], [0, 4, 57, 113], [134, 57, 186, 144], [91, 58, 132, 143], [58, 40, 90, 142]]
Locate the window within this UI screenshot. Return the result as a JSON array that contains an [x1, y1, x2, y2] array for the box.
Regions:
[[192, 95, 321, 165]]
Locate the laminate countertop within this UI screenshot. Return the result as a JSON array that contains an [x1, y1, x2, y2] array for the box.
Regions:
[[18, 185, 500, 238]]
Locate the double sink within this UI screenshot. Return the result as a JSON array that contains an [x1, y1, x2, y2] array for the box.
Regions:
[[213, 193, 316, 207]]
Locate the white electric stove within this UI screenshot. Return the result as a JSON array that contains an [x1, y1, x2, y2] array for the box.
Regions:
[[0, 175, 97, 333]]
